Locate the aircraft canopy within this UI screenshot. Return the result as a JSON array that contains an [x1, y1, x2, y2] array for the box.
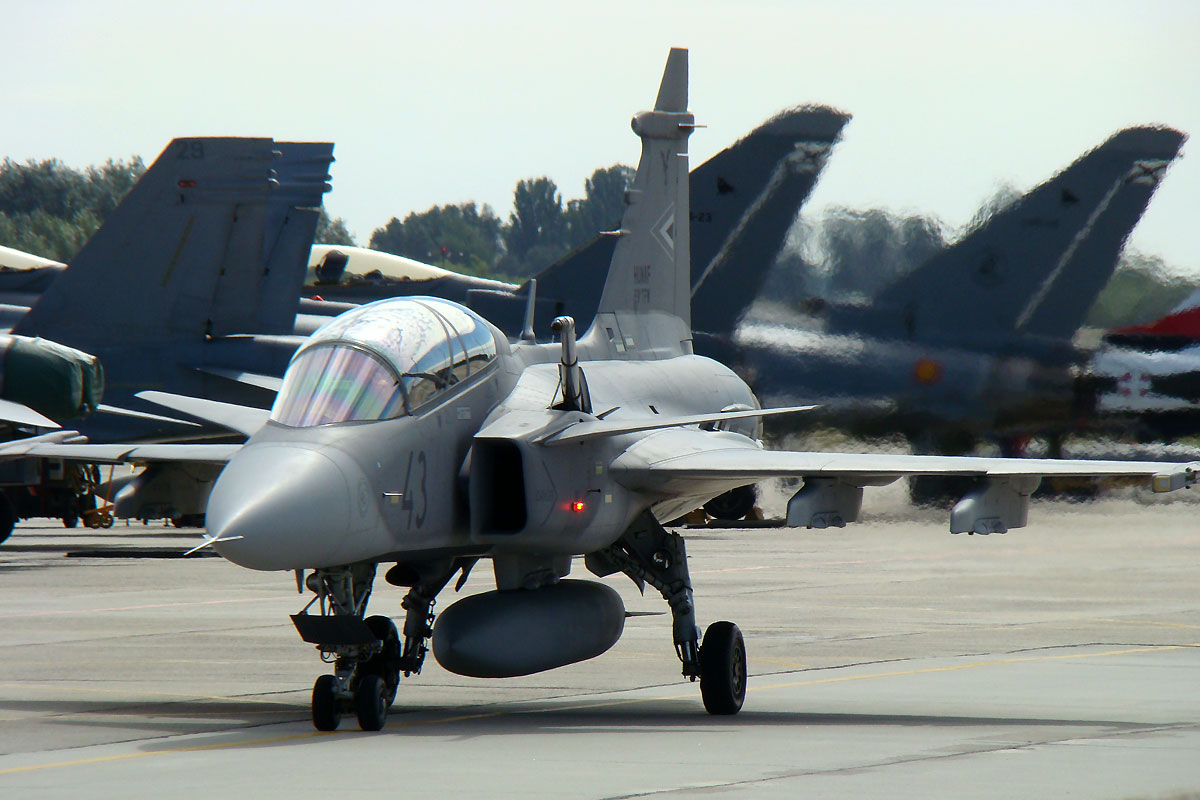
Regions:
[[271, 297, 497, 426]]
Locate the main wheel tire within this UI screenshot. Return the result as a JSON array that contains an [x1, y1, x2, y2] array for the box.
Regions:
[[355, 674, 388, 731], [62, 511, 79, 529], [703, 485, 757, 521], [311, 674, 341, 731], [361, 615, 401, 705], [699, 621, 747, 715]]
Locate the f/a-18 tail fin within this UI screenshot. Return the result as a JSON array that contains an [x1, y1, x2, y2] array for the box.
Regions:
[[830, 126, 1184, 350], [16, 137, 332, 346], [256, 142, 335, 334], [583, 48, 695, 358]]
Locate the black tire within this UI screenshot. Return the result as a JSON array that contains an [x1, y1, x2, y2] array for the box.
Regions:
[[311, 674, 341, 731], [361, 615, 401, 705], [699, 621, 747, 715], [0, 492, 15, 547], [63, 511, 79, 529], [703, 485, 757, 521], [355, 673, 388, 731]]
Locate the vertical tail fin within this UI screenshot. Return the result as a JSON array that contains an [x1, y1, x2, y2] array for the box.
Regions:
[[16, 137, 331, 346], [690, 106, 849, 338], [255, 142, 335, 334], [585, 48, 695, 358], [832, 126, 1184, 349], [1011, 128, 1184, 340]]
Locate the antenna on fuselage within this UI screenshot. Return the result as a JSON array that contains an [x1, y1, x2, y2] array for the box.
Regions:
[[550, 315, 591, 413], [520, 278, 538, 342]]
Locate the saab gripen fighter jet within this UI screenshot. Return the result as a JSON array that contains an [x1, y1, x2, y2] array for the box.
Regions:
[[22, 50, 1200, 730]]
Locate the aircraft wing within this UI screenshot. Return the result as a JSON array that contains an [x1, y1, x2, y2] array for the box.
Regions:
[[607, 428, 1199, 533], [136, 391, 270, 437], [537, 405, 816, 446], [0, 430, 87, 456], [0, 398, 60, 428], [14, 442, 241, 464], [612, 436, 1196, 486], [190, 366, 284, 393]]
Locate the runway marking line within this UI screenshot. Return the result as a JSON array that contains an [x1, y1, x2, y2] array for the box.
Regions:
[[1, 642, 1196, 777]]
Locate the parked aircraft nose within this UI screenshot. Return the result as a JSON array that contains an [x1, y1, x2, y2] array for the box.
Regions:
[[206, 444, 352, 570]]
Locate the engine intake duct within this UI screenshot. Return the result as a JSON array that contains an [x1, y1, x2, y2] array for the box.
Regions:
[[469, 439, 527, 535]]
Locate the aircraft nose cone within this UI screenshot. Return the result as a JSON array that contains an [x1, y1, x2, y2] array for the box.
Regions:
[[206, 444, 352, 570]]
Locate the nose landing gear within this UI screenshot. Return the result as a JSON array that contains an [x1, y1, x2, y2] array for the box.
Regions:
[[293, 564, 402, 732]]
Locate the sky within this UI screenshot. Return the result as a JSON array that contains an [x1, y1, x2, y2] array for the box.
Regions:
[[6, 0, 1199, 272]]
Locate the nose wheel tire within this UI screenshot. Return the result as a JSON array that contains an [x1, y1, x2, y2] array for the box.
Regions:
[[355, 674, 389, 731], [361, 615, 401, 707], [311, 674, 341, 731], [699, 621, 746, 715]]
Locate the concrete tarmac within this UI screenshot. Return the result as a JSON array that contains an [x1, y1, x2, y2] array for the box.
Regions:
[[1, 498, 1198, 798]]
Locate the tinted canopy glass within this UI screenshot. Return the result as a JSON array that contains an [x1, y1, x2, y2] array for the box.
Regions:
[[271, 297, 497, 427]]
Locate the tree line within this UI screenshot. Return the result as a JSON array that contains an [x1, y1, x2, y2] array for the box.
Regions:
[[0, 156, 145, 262], [366, 165, 634, 279], [0, 154, 1190, 328]]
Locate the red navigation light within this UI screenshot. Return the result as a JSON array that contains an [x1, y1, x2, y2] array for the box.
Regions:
[[571, 500, 586, 513], [178, 180, 196, 188]]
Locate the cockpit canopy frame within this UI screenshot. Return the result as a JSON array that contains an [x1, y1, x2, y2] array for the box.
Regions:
[[270, 297, 498, 427]]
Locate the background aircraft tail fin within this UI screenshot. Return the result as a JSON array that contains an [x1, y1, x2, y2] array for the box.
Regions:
[[832, 126, 1184, 349], [17, 137, 330, 346], [585, 48, 695, 357], [690, 106, 849, 339], [254, 142, 335, 334]]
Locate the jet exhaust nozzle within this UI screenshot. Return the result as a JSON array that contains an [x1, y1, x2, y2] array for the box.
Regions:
[[432, 580, 625, 678]]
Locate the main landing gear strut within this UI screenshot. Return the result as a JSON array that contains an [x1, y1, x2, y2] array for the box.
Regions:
[[589, 510, 747, 715]]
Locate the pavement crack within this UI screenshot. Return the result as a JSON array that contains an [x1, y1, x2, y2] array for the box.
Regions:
[[597, 722, 1200, 799]]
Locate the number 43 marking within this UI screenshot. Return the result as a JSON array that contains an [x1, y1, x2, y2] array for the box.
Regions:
[[401, 451, 427, 528]]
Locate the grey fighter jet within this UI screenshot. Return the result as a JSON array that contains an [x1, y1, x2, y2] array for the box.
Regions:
[[24, 50, 1200, 729]]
